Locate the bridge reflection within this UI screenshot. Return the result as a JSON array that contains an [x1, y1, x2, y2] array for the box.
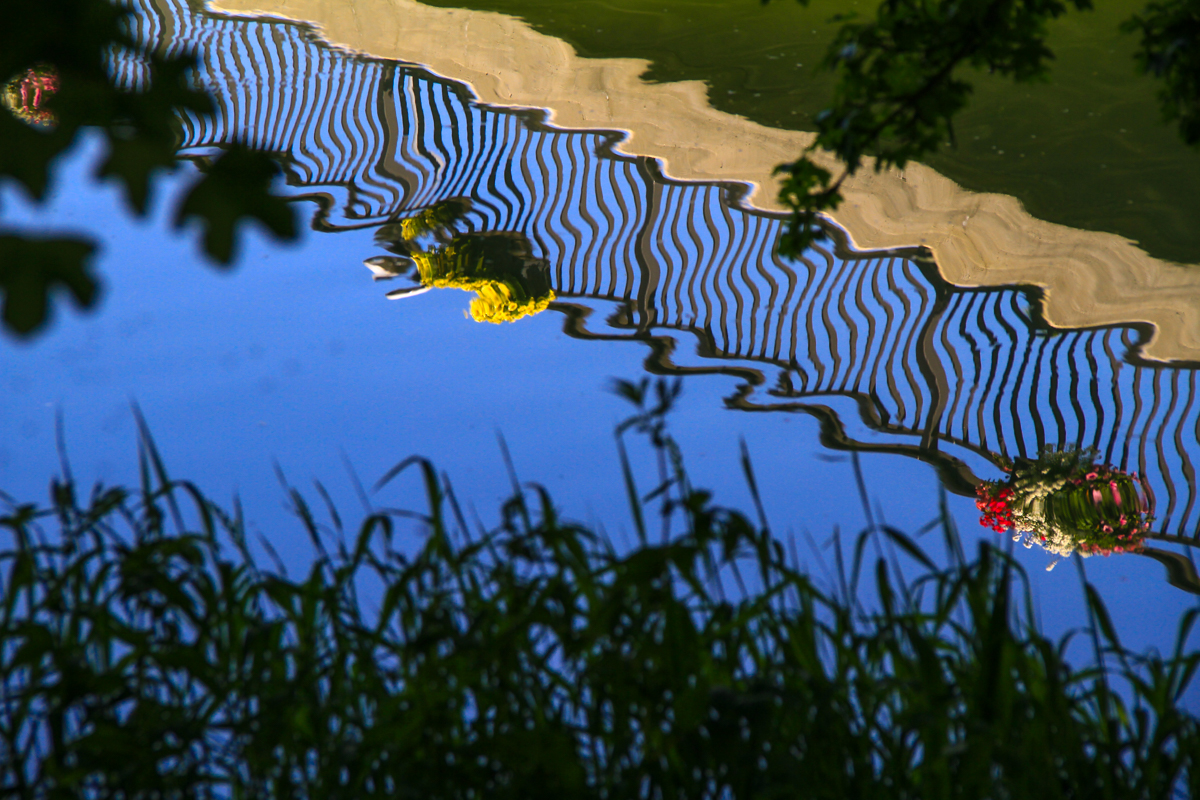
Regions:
[[125, 0, 1200, 587]]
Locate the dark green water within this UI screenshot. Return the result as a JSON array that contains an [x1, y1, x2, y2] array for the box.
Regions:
[[420, 0, 1200, 265]]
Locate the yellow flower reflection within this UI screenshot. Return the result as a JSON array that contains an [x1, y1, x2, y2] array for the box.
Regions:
[[415, 272, 554, 324], [409, 233, 555, 324], [468, 279, 554, 324], [398, 199, 471, 242]]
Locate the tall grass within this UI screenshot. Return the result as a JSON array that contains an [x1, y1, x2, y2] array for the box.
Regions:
[[1, 383, 1197, 799]]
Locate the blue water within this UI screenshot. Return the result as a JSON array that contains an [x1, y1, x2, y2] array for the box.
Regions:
[[1, 0, 1197, 709]]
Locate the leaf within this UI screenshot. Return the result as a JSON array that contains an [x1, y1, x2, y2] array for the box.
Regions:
[[0, 0, 129, 78], [0, 233, 98, 335], [1085, 582, 1121, 650], [91, 52, 214, 214], [97, 134, 180, 215], [878, 524, 937, 572], [1123, 0, 1200, 146], [609, 377, 649, 406], [173, 146, 297, 266], [774, 157, 839, 256], [0, 111, 75, 201]]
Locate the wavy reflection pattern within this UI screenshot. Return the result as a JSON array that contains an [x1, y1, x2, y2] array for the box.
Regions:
[[122, 0, 1200, 538]]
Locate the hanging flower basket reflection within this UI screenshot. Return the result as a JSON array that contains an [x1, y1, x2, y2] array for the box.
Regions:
[[410, 233, 555, 324], [367, 200, 555, 324], [3, 66, 58, 127], [976, 446, 1153, 568]]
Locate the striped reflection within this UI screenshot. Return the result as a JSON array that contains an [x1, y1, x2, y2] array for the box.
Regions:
[[121, 0, 1200, 549]]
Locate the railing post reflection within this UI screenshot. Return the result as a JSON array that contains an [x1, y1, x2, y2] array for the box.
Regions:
[[119, 0, 1200, 583]]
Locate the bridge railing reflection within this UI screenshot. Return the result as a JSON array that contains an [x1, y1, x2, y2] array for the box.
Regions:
[[126, 0, 1200, 553]]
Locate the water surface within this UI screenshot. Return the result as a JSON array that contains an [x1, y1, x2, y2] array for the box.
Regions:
[[1, 0, 1199, 681]]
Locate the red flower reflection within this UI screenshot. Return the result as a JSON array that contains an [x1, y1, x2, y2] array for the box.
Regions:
[[975, 484, 1014, 533], [4, 67, 59, 127]]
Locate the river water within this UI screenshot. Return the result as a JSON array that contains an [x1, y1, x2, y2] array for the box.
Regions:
[[1, 0, 1198, 684]]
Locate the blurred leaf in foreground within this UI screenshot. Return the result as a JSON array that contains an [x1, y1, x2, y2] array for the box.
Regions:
[[0, 234, 98, 335], [174, 146, 297, 266], [0, 0, 295, 338]]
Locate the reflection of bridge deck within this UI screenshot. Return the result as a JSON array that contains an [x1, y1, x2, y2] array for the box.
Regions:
[[127, 0, 1200, 540]]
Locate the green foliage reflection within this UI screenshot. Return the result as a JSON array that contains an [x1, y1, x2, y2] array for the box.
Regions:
[[765, 0, 1200, 255], [1123, 0, 1200, 145]]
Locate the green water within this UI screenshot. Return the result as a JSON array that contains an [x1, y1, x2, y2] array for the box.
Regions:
[[421, 0, 1200, 265]]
